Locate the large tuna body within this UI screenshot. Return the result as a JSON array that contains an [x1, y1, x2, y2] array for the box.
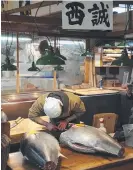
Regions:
[[59, 126, 125, 158], [20, 131, 63, 170]]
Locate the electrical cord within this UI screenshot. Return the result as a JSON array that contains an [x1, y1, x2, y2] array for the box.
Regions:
[[27, 0, 60, 82], [123, 4, 131, 48], [5, 16, 9, 58], [4, 12, 14, 58], [34, 0, 51, 45], [26, 4, 45, 78], [124, 5, 131, 36]]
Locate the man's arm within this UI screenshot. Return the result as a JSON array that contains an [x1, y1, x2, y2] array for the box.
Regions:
[[126, 93, 133, 100], [30, 116, 48, 126], [29, 96, 58, 131], [66, 100, 86, 123], [57, 97, 86, 130], [66, 112, 85, 123], [126, 84, 133, 100], [28, 98, 48, 126]]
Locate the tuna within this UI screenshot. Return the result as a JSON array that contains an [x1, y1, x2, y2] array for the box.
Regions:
[[1, 110, 8, 123], [59, 126, 125, 158], [20, 131, 65, 170]]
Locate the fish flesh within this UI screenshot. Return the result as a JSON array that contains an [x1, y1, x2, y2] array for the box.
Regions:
[[59, 126, 125, 158], [20, 131, 65, 170]]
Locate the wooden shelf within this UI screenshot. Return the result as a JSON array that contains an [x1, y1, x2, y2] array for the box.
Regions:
[[103, 46, 133, 49], [103, 53, 122, 54], [95, 66, 129, 68]]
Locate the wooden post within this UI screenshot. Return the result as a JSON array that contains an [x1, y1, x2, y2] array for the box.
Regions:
[[53, 70, 57, 90], [16, 32, 20, 93], [92, 49, 96, 87], [94, 47, 103, 67], [84, 57, 89, 83], [54, 36, 56, 52], [84, 38, 95, 87], [89, 58, 93, 86], [53, 36, 57, 90], [84, 39, 90, 84], [84, 56, 95, 87]]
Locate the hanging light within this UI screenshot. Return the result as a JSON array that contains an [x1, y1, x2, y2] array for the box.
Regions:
[[28, 34, 40, 71], [1, 56, 17, 71], [28, 61, 40, 71], [111, 48, 133, 66], [117, 41, 127, 47], [81, 50, 93, 58], [55, 47, 67, 61], [28, 45, 40, 71], [36, 46, 66, 65]]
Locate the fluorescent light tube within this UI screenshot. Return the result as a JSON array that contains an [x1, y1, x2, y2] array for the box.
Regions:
[[1, 36, 32, 42]]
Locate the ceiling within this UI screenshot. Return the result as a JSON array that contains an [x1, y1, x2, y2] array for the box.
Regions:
[[1, 1, 133, 39]]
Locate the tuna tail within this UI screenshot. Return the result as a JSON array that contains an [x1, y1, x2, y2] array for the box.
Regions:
[[44, 161, 56, 170], [118, 147, 125, 158], [59, 153, 68, 159]]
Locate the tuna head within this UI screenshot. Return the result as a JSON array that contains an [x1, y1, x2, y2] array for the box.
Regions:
[[20, 131, 65, 170], [1, 111, 8, 123], [59, 126, 125, 158]]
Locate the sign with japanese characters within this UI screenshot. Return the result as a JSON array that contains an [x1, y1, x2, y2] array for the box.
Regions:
[[62, 1, 113, 30]]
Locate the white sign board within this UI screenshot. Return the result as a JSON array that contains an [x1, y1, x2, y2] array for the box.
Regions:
[[62, 1, 113, 30]]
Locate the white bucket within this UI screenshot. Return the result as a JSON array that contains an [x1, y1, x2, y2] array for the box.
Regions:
[[122, 124, 133, 147]]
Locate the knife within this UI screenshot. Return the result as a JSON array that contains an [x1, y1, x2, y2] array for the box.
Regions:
[[10, 117, 24, 129]]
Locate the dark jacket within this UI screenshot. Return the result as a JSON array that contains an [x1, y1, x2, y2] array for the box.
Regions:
[[28, 91, 86, 125], [127, 93, 133, 123], [127, 93, 133, 101]]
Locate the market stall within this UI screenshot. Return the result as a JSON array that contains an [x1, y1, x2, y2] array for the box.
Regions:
[[1, 1, 133, 170], [7, 116, 133, 170], [7, 147, 133, 170]]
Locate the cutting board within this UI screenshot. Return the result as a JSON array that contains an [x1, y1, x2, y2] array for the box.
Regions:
[[10, 116, 49, 144], [104, 87, 126, 91], [62, 88, 119, 96]]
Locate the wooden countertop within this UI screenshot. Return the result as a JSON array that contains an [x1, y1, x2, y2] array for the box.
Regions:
[[7, 147, 133, 170], [62, 88, 119, 96], [10, 116, 49, 144], [103, 87, 127, 91], [9, 117, 133, 170]]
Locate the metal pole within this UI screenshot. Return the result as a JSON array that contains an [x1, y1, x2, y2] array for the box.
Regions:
[[16, 32, 20, 93], [127, 4, 130, 31], [54, 36, 56, 52], [53, 36, 57, 90]]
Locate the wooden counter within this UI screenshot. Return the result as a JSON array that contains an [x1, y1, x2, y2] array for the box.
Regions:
[[9, 117, 133, 170], [103, 87, 126, 91], [10, 116, 49, 144], [62, 88, 119, 96], [7, 147, 133, 170]]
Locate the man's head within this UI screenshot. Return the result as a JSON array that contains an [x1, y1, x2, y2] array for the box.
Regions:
[[43, 97, 63, 118]]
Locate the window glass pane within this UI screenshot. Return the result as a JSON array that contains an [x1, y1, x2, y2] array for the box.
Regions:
[[1, 34, 85, 94]]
